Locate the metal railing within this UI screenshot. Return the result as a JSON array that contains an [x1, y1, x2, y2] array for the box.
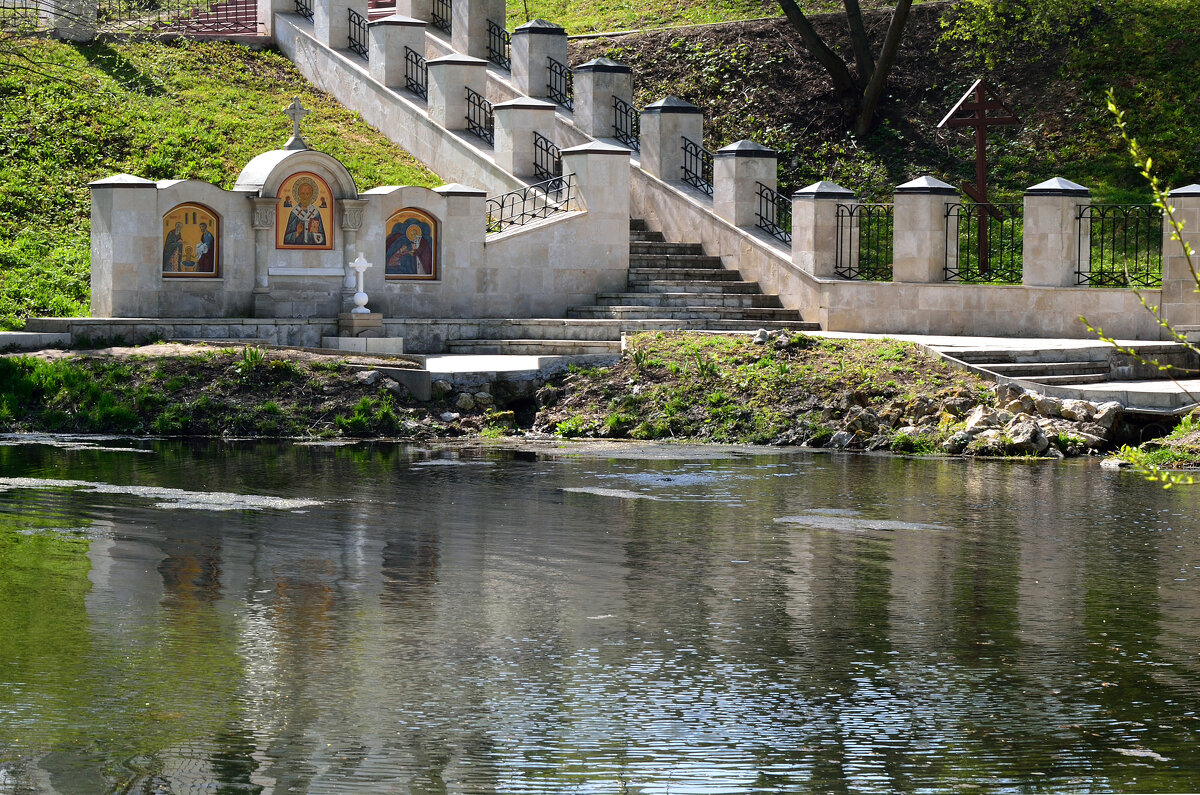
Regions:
[[1076, 204, 1163, 287], [430, 0, 450, 33], [681, 137, 713, 197], [835, 203, 894, 280], [405, 46, 427, 100], [294, 0, 313, 22], [0, 0, 40, 32], [347, 8, 368, 60], [95, 0, 260, 33], [487, 20, 511, 70], [945, 202, 1023, 283], [466, 87, 494, 145], [613, 96, 640, 151], [533, 131, 562, 181], [755, 183, 791, 245], [486, 174, 576, 234], [547, 57, 573, 111]]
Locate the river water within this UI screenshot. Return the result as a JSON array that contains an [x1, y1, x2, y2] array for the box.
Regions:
[[1, 437, 1198, 793]]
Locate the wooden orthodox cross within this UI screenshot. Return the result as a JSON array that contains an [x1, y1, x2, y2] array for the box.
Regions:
[[284, 97, 310, 151], [937, 79, 1019, 276]]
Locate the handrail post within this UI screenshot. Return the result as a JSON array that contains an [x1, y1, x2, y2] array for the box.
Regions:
[[714, 140, 777, 228], [427, 54, 487, 129], [314, 0, 359, 49], [451, 0, 504, 61], [792, 181, 854, 278], [1023, 177, 1090, 287], [492, 98, 557, 178], [572, 58, 633, 140], [1161, 184, 1200, 330], [510, 19, 567, 99], [368, 15, 426, 88], [893, 176, 957, 283], [639, 96, 702, 182]]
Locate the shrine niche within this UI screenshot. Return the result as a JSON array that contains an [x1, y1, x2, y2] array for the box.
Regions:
[[276, 171, 334, 250], [162, 203, 219, 277], [384, 208, 438, 279]]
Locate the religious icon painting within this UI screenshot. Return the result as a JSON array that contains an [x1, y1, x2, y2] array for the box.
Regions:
[[162, 203, 219, 278], [276, 171, 335, 250], [384, 208, 438, 280]]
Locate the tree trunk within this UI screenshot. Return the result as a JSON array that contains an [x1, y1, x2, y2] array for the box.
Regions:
[[777, 0, 860, 99], [842, 0, 875, 85], [853, 0, 913, 139]]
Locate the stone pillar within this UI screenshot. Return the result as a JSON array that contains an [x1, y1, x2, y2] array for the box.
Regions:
[[713, 140, 777, 228], [368, 16, 426, 87], [250, 197, 277, 291], [340, 199, 368, 295], [451, 0, 504, 61], [428, 54, 488, 129], [258, 0, 292, 38], [88, 175, 159, 319], [45, 0, 97, 42], [572, 57, 633, 139], [562, 142, 633, 274], [791, 181, 854, 279], [434, 184, 487, 275], [639, 97, 703, 182], [493, 98, 557, 177], [892, 176, 958, 283], [1161, 184, 1200, 329], [314, 0, 357, 49], [393, 0, 431, 24], [511, 19, 568, 99], [1022, 177, 1089, 287]]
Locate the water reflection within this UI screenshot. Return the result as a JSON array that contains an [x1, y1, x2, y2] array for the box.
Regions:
[[0, 441, 1198, 792]]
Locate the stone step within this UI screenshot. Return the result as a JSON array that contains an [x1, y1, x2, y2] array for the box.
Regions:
[[1017, 373, 1112, 385], [627, 279, 763, 295], [950, 348, 1109, 365], [630, 218, 649, 232], [629, 254, 726, 269], [447, 338, 622, 355], [593, 292, 782, 309], [21, 318, 72, 333], [983, 361, 1111, 377], [629, 231, 666, 243], [567, 305, 803, 321], [629, 241, 705, 256], [628, 268, 744, 282]]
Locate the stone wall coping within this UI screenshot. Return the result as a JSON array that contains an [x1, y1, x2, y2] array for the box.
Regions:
[[367, 14, 424, 27], [1171, 183, 1200, 197], [793, 180, 854, 200], [561, 141, 631, 156], [426, 53, 488, 66], [895, 176, 957, 195], [89, 174, 157, 189], [574, 57, 632, 74], [492, 97, 558, 111], [434, 182, 488, 196], [642, 96, 702, 115], [715, 140, 777, 159], [1025, 177, 1090, 197], [513, 18, 566, 35]]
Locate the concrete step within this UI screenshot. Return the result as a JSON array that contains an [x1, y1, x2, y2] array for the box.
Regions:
[[629, 254, 727, 269], [567, 305, 803, 321], [593, 292, 782, 309], [447, 338, 621, 355], [629, 231, 666, 243], [628, 267, 744, 283], [629, 241, 706, 256], [630, 218, 649, 232], [628, 280, 763, 295], [1019, 373, 1112, 385], [983, 361, 1110, 377], [21, 318, 72, 333], [951, 348, 1109, 365]]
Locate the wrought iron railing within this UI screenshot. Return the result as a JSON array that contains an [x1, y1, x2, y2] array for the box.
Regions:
[[945, 202, 1023, 284], [547, 57, 573, 111], [0, 0, 40, 32], [294, 0, 313, 22], [487, 20, 511, 70], [1076, 203, 1163, 287], [404, 46, 427, 100], [681, 137, 713, 197], [347, 8, 368, 60], [95, 0, 260, 33], [835, 203, 894, 281], [466, 87, 494, 145], [755, 183, 791, 245], [533, 131, 562, 181], [613, 96, 640, 151], [486, 174, 577, 234], [430, 0, 450, 33]]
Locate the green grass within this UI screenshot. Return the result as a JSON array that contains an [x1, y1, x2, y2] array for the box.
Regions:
[[506, 0, 778, 34], [0, 39, 440, 329]]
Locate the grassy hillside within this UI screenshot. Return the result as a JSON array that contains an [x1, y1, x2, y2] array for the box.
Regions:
[[0, 40, 439, 329], [571, 0, 1200, 200]]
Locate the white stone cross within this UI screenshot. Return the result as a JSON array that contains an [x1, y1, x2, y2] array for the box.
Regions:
[[350, 253, 373, 314], [284, 97, 310, 151]]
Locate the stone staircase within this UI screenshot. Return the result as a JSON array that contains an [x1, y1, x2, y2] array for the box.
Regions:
[[445, 220, 817, 354], [950, 348, 1113, 385]]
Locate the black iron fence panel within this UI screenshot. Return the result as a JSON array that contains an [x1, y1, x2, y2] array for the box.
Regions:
[[347, 7, 368, 59], [405, 46, 428, 100], [945, 202, 1023, 284], [95, 0, 260, 33], [835, 203, 894, 280], [430, 0, 449, 33], [1076, 203, 1163, 287], [465, 87, 494, 145], [487, 20, 510, 70], [612, 96, 640, 151], [547, 57, 573, 111], [486, 174, 576, 234], [756, 182, 791, 245], [681, 137, 713, 197], [294, 0, 313, 21], [0, 0, 40, 32], [533, 131, 562, 181]]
